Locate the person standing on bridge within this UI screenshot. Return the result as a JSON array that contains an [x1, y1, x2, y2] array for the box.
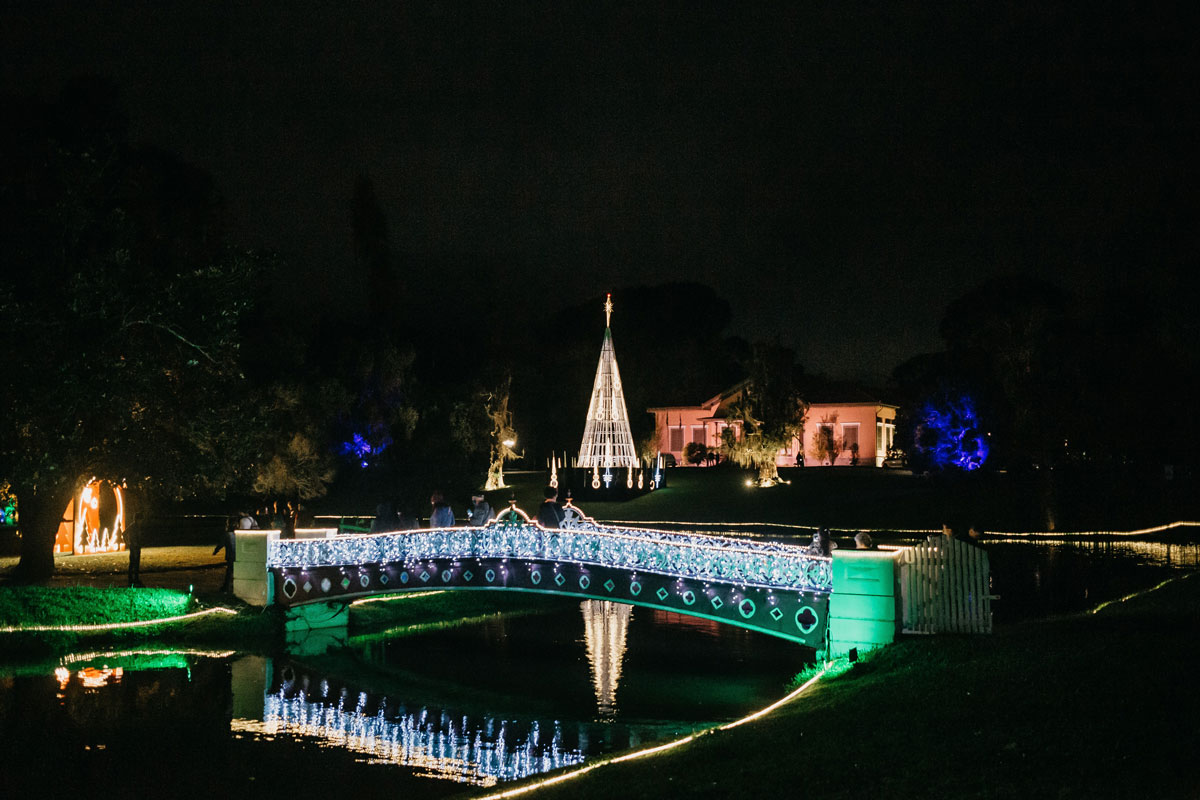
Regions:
[[537, 485, 565, 529], [469, 494, 494, 527], [429, 492, 455, 528], [809, 527, 837, 556]]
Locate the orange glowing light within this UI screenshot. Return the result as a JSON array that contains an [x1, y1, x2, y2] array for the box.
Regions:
[[53, 479, 127, 555]]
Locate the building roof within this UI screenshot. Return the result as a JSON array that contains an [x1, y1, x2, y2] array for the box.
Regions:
[[648, 379, 897, 415]]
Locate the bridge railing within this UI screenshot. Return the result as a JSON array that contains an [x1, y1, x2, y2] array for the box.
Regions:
[[267, 518, 833, 593], [898, 536, 992, 634]]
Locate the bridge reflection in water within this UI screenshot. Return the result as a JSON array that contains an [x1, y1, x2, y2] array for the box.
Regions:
[[232, 659, 590, 787], [231, 609, 659, 791]]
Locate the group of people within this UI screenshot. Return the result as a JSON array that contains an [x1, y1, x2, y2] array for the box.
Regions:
[[370, 492, 499, 531], [232, 501, 307, 536], [805, 521, 985, 557], [806, 527, 849, 556], [413, 486, 571, 529], [934, 522, 984, 545]]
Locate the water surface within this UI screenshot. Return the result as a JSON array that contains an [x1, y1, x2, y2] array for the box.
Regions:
[[2, 536, 1194, 797]]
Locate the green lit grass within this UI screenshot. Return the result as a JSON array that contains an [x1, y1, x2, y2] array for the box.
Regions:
[[0, 586, 193, 628], [0, 586, 283, 658], [482, 573, 1200, 800]]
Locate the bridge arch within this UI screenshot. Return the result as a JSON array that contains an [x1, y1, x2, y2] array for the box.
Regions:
[[263, 505, 833, 648]]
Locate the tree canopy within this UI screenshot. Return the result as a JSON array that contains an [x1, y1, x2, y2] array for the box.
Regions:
[[0, 83, 270, 579], [720, 342, 807, 485]]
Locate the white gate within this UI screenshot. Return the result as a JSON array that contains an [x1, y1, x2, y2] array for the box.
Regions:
[[899, 537, 992, 634]]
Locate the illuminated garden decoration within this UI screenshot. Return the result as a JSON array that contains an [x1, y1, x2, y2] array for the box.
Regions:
[[915, 393, 989, 471], [484, 377, 518, 491], [577, 294, 639, 469], [0, 482, 16, 527], [52, 479, 126, 555], [719, 343, 807, 486], [341, 430, 391, 469]]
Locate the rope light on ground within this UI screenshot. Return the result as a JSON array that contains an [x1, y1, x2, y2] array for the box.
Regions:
[[1090, 573, 1194, 615], [474, 661, 834, 799], [0, 606, 237, 634], [349, 591, 446, 606]]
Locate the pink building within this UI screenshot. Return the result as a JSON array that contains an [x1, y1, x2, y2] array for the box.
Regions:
[[648, 383, 898, 467]]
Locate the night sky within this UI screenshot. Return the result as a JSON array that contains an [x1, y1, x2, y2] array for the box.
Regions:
[[5, 3, 1196, 382]]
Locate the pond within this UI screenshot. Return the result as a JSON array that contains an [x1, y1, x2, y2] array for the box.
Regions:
[[0, 599, 807, 798], [1, 535, 1195, 798]]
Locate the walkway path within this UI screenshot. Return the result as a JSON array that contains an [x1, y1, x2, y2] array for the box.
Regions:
[[0, 547, 226, 593]]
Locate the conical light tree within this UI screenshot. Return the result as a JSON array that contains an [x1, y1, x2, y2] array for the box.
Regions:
[[577, 294, 639, 468]]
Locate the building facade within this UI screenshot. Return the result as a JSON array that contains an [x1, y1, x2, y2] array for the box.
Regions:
[[648, 385, 897, 468]]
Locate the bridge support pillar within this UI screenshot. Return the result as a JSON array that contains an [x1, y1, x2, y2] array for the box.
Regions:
[[233, 530, 279, 606], [829, 550, 900, 657]]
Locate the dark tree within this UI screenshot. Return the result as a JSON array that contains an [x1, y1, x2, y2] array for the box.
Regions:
[[0, 84, 264, 580], [351, 174, 401, 322]]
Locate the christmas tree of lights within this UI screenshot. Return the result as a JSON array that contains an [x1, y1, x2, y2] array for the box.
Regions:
[[577, 294, 639, 468]]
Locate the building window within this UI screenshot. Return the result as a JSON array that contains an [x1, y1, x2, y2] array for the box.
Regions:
[[691, 426, 706, 445], [842, 423, 860, 463], [669, 427, 684, 452]]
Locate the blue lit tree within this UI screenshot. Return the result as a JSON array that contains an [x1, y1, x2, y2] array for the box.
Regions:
[[914, 392, 989, 472]]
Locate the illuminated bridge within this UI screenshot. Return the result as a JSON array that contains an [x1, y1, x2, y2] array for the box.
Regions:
[[236, 506, 901, 655]]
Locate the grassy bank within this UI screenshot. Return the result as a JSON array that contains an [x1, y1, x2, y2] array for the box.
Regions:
[[460, 573, 1200, 800], [0, 586, 194, 627], [0, 586, 283, 658], [0, 585, 565, 662]]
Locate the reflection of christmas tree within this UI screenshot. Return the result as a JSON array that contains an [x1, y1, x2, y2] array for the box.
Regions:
[[577, 294, 638, 468], [581, 599, 632, 720]]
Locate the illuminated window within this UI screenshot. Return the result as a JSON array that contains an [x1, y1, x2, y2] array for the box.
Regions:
[[843, 424, 859, 452]]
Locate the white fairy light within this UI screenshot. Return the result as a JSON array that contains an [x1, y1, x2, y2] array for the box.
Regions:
[[267, 514, 832, 593]]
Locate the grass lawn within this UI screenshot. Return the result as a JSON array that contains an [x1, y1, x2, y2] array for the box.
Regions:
[[467, 573, 1200, 800], [489, 468, 946, 531], [485, 466, 1199, 533], [0, 586, 194, 628]]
